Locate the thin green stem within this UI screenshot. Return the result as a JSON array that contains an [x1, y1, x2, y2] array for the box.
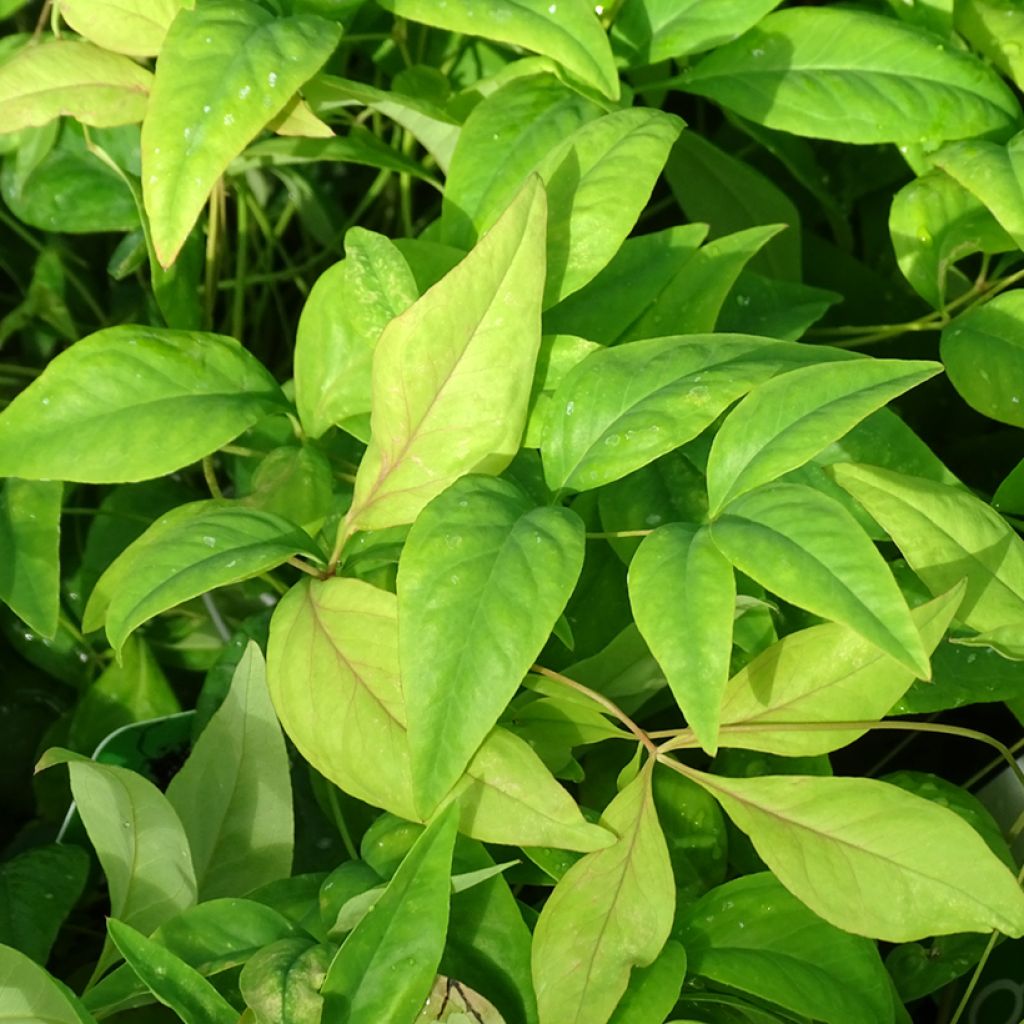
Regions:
[[287, 557, 324, 579], [586, 529, 654, 540], [203, 179, 225, 331], [326, 784, 359, 861], [202, 456, 224, 500], [231, 186, 250, 341]]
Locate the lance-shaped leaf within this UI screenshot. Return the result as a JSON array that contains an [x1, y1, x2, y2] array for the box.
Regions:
[[628, 524, 734, 754], [0, 326, 286, 483], [531, 769, 674, 1024], [0, 40, 152, 133], [59, 0, 182, 57], [321, 804, 458, 1024], [294, 229, 418, 440], [681, 766, 1024, 941], [954, 623, 1024, 660], [0, 478, 61, 637], [678, 873, 895, 1024], [830, 463, 1024, 631], [399, 476, 584, 816], [344, 177, 547, 534], [376, 0, 619, 101], [710, 483, 930, 677], [542, 335, 840, 493], [166, 643, 293, 901], [718, 585, 963, 757], [143, 0, 341, 266], [107, 920, 237, 1024], [267, 577, 611, 852], [82, 502, 325, 654], [0, 944, 97, 1024], [706, 358, 942, 516], [682, 7, 1020, 144]]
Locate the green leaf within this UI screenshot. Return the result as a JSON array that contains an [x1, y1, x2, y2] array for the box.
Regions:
[[628, 525, 734, 753], [344, 176, 547, 534], [953, 623, 1024, 660], [240, 938, 329, 1024], [0, 844, 88, 964], [143, 0, 341, 265], [82, 501, 324, 654], [376, 0, 619, 100], [35, 750, 196, 967], [399, 475, 585, 815], [321, 803, 458, 1024], [681, 765, 1024, 940], [531, 769, 674, 1024], [0, 40, 152, 133], [241, 445, 334, 534], [706, 358, 941, 515], [956, 0, 1024, 90], [0, 943, 96, 1024], [58, 0, 181, 57], [542, 335, 836, 493], [607, 941, 686, 1024], [0, 325, 285, 483], [107, 919, 237, 1024], [678, 873, 894, 1024], [0, 478, 61, 637], [710, 483, 930, 677], [524, 335, 601, 449], [612, 0, 783, 64], [995, 456, 1024, 515], [681, 7, 1020, 144], [166, 643, 293, 900], [830, 463, 1024, 632], [716, 271, 840, 342], [294, 228, 418, 440], [718, 585, 963, 756], [941, 291, 1024, 428]]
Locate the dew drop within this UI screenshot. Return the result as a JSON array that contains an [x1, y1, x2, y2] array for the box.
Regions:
[[202, 536, 217, 548], [239, 84, 251, 99], [548, 2, 556, 11], [268, 71, 278, 87], [224, 113, 235, 125], [565, 400, 575, 416]]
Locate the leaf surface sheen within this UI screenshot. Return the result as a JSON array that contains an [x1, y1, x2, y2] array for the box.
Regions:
[[0, 943, 96, 1024], [59, 0, 182, 56]]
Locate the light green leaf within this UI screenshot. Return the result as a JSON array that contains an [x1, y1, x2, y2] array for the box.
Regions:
[[399, 475, 584, 816], [239, 938, 328, 1024], [524, 334, 601, 449], [678, 873, 895, 1024], [718, 585, 963, 756], [532, 769, 674, 1024], [628, 525, 735, 754], [0, 943, 96, 1024], [0, 478, 61, 638], [143, 0, 341, 265], [107, 920, 237, 1024], [711, 483, 930, 676], [294, 228, 418, 440], [344, 177, 547, 534], [0, 40, 152, 133], [706, 358, 941, 515], [613, 0, 783, 64], [542, 335, 838, 493], [830, 463, 1024, 632], [682, 766, 1024, 940], [35, 750, 196, 958], [956, 0, 1024, 90], [376, 0, 619, 100], [82, 501, 324, 654], [321, 804, 457, 1024], [59, 0, 181, 57], [941, 291, 1024, 428], [166, 643, 293, 900], [682, 7, 1020, 144], [953, 623, 1024, 660], [0, 326, 285, 483]]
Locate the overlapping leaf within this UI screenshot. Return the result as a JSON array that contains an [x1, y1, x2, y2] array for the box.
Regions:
[[59, 0, 182, 57]]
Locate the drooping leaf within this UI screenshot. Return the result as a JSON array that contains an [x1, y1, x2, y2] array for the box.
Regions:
[[628, 524, 735, 753], [376, 0, 619, 100], [82, 502, 324, 654], [678, 873, 895, 1024], [710, 483, 930, 676], [0, 943, 96, 1024], [0, 326, 286, 483], [343, 176, 547, 534], [705, 358, 941, 515], [0, 478, 61, 637], [166, 643, 293, 900], [0, 40, 152, 133], [320, 804, 458, 1024], [58, 0, 181, 57], [531, 769, 674, 1024], [717, 585, 963, 756], [680, 765, 1024, 940], [143, 0, 341, 265], [682, 7, 1020, 144], [830, 463, 1024, 632], [294, 228, 418, 440]]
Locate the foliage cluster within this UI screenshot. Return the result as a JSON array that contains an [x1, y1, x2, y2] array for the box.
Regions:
[[0, 0, 1024, 1022]]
